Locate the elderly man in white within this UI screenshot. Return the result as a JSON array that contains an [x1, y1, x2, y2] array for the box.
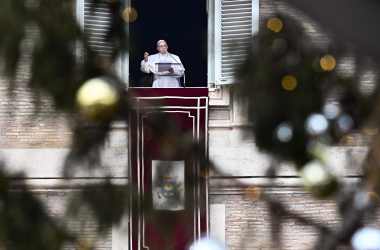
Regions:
[[140, 40, 185, 88]]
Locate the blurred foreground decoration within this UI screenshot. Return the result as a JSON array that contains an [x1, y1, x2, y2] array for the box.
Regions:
[[237, 14, 380, 166], [0, 0, 132, 248], [189, 237, 225, 250], [76, 77, 121, 121], [0, 164, 72, 250], [1, 0, 380, 249], [237, 12, 380, 249], [284, 0, 380, 62], [351, 227, 380, 250]]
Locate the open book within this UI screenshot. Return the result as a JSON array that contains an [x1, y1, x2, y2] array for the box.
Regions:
[[156, 63, 182, 75]]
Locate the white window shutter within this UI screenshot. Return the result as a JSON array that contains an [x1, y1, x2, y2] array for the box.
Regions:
[[76, 0, 128, 84], [214, 0, 259, 85], [76, 0, 114, 58]]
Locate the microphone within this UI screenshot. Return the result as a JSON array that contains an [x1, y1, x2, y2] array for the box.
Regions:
[[183, 72, 186, 87], [168, 53, 186, 87]]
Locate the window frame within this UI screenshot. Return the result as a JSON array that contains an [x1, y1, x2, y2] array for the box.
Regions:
[[76, 0, 260, 88], [212, 0, 260, 86]]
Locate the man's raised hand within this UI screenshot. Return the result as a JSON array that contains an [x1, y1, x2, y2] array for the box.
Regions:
[[144, 52, 149, 62]]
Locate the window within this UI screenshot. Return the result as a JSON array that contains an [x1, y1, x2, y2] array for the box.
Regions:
[[76, 0, 260, 87], [212, 0, 259, 85], [128, 0, 207, 87], [76, 0, 127, 81]]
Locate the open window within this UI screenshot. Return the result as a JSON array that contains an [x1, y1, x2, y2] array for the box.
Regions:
[[128, 0, 207, 87], [76, 0, 259, 87]]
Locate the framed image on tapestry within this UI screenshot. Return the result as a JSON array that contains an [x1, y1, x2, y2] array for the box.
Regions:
[[152, 160, 185, 211]]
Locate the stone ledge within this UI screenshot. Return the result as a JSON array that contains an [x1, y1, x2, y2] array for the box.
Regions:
[[208, 176, 362, 194], [0, 148, 128, 179]]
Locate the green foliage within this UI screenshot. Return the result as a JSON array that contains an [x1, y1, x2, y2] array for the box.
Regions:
[[0, 0, 130, 248], [67, 181, 129, 233], [237, 14, 380, 166], [0, 164, 72, 249], [0, 0, 380, 249], [0, 0, 126, 112]]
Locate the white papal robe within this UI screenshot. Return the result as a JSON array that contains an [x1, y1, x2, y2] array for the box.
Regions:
[[140, 53, 185, 88]]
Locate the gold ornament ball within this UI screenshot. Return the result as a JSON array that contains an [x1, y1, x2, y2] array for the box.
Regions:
[[320, 54, 336, 72], [266, 17, 283, 33], [122, 7, 138, 23], [281, 75, 298, 91], [76, 78, 120, 120], [300, 160, 338, 198]]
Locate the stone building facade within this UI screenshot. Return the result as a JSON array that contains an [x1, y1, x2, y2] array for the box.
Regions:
[[0, 0, 376, 249]]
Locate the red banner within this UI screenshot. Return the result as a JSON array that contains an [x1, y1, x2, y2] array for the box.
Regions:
[[129, 88, 209, 250]]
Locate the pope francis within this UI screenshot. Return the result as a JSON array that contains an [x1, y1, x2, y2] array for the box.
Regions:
[[140, 40, 185, 88]]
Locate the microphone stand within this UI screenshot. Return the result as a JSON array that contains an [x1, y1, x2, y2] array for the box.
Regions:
[[168, 53, 186, 88]]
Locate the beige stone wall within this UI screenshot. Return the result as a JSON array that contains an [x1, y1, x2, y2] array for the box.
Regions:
[[0, 78, 72, 148], [32, 189, 121, 249], [0, 1, 377, 250], [210, 187, 380, 250], [205, 1, 378, 249], [210, 188, 338, 250]]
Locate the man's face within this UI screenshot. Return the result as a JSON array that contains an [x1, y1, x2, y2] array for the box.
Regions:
[[157, 42, 168, 54]]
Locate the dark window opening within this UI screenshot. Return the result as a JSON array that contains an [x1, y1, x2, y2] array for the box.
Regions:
[[129, 0, 207, 87]]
